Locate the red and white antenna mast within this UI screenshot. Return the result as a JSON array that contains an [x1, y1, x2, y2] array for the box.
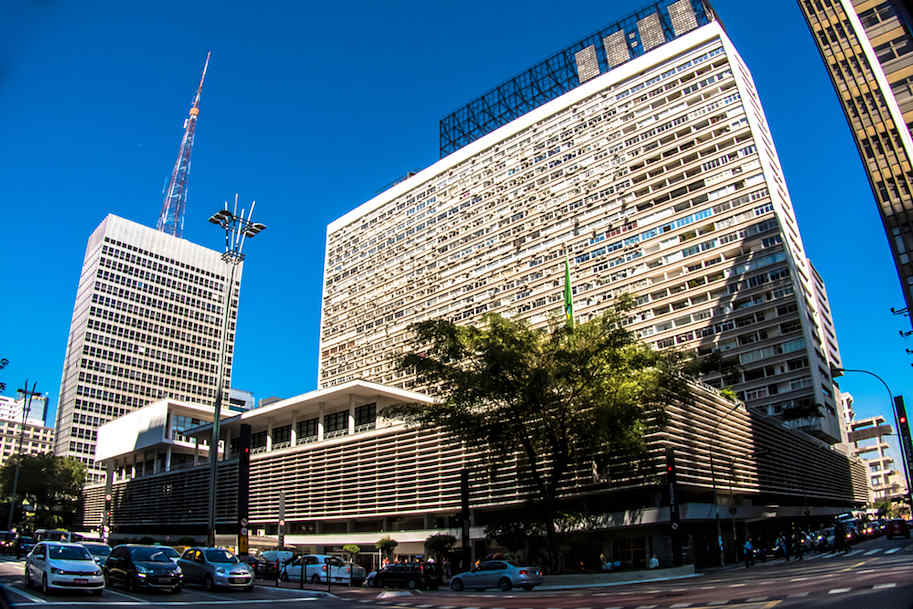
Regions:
[[156, 52, 211, 238]]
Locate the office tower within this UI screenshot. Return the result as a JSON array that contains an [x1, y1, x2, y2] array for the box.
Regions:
[[0, 418, 55, 466], [0, 393, 49, 426], [798, 0, 913, 317], [55, 214, 241, 482], [321, 1, 845, 442]]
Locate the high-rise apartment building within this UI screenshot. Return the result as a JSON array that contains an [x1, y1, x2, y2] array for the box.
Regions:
[[0, 418, 55, 466], [55, 214, 241, 482], [320, 1, 845, 442], [798, 0, 913, 317], [849, 414, 910, 503]]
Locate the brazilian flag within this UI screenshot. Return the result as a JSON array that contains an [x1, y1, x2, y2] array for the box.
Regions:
[[564, 253, 574, 329]]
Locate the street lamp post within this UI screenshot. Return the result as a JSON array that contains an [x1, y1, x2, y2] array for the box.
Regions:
[[206, 196, 266, 547], [710, 400, 744, 567], [832, 366, 913, 513], [7, 381, 39, 531]]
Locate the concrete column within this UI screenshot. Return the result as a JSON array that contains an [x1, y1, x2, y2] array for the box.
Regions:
[[193, 437, 199, 465], [266, 422, 273, 452], [346, 520, 354, 533], [130, 458, 136, 479], [424, 513, 432, 530], [290, 415, 298, 446], [165, 446, 172, 472], [153, 454, 160, 475], [348, 394, 356, 435], [223, 429, 231, 460], [318, 404, 325, 441]]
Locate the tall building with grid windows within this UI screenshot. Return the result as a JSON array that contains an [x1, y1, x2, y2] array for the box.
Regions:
[[55, 214, 241, 482], [798, 0, 913, 318], [321, 1, 847, 443]]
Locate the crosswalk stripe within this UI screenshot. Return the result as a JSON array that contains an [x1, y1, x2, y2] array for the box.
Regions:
[[864, 549, 882, 556], [874, 583, 896, 590], [885, 548, 901, 554], [845, 549, 864, 557]]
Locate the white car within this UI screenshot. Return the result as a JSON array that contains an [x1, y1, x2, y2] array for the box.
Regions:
[[281, 554, 365, 585], [25, 541, 104, 595]]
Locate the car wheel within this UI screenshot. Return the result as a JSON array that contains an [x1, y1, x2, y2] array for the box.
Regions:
[[407, 578, 417, 590], [92, 589, 103, 596], [42, 574, 49, 595], [128, 576, 137, 593], [204, 575, 215, 592], [310, 574, 321, 584], [521, 584, 534, 591], [245, 585, 254, 592], [450, 578, 464, 592], [498, 577, 512, 592]]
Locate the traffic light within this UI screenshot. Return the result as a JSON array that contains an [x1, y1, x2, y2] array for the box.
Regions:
[[894, 397, 913, 499]]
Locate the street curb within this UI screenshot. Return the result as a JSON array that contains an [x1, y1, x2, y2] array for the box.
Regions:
[[534, 572, 703, 591]]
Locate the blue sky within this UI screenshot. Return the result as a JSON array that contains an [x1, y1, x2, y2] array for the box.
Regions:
[[0, 0, 910, 460]]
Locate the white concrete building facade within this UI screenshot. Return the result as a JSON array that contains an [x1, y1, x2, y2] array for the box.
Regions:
[[55, 214, 241, 482], [320, 18, 844, 441]]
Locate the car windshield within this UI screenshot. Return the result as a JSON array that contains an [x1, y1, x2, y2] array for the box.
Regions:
[[20, 537, 34, 543], [49, 545, 93, 561], [84, 544, 111, 556], [131, 547, 175, 562], [205, 549, 238, 564]]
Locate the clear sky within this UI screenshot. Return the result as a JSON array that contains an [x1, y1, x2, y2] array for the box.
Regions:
[[1, 0, 910, 460]]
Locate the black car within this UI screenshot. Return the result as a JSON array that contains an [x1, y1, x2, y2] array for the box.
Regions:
[[373, 562, 440, 590], [103, 545, 183, 593], [15, 535, 35, 557]]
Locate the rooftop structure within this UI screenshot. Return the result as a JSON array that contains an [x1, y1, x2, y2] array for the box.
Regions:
[[439, 0, 714, 157]]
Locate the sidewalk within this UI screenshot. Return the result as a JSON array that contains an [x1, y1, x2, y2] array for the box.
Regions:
[[256, 565, 699, 597]]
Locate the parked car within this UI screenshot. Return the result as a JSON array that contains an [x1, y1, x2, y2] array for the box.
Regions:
[[280, 553, 364, 585], [372, 562, 440, 590], [155, 546, 181, 564], [449, 560, 544, 592], [178, 547, 254, 591], [886, 519, 911, 539], [104, 544, 182, 593], [0, 531, 16, 554], [254, 550, 296, 579], [81, 542, 112, 568], [25, 541, 104, 595], [15, 535, 35, 556]]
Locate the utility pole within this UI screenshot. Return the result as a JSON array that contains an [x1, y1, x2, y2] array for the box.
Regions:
[[7, 381, 39, 531]]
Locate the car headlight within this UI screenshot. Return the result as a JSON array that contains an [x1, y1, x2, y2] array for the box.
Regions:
[[215, 567, 226, 576], [50, 567, 64, 575], [175, 566, 182, 575], [94, 570, 102, 576], [136, 565, 151, 574]]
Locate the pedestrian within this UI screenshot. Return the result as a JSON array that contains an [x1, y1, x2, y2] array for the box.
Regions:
[[743, 538, 754, 568], [793, 530, 804, 561]]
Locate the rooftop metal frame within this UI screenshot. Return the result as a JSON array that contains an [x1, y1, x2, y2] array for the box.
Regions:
[[439, 0, 714, 158]]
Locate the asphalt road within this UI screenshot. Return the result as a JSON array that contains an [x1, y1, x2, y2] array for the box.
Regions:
[[0, 535, 909, 609]]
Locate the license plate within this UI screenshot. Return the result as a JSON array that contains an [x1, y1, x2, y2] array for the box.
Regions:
[[75, 578, 88, 584]]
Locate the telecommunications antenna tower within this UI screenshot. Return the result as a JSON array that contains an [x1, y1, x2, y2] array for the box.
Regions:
[[156, 52, 211, 238]]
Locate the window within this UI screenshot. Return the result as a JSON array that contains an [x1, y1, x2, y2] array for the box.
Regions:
[[354, 403, 377, 431], [296, 418, 318, 441], [860, 2, 897, 28], [251, 431, 267, 449], [271, 424, 291, 445], [324, 410, 348, 436], [874, 36, 913, 64]]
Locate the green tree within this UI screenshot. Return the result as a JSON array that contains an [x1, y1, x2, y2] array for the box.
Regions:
[[395, 297, 699, 568], [0, 454, 87, 530], [342, 544, 361, 563], [424, 533, 457, 561], [376, 535, 398, 558]]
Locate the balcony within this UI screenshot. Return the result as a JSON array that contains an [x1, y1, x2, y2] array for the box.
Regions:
[[324, 429, 348, 440], [296, 435, 318, 446]]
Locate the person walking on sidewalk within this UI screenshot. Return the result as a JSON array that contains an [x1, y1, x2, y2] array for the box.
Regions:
[[743, 538, 754, 568]]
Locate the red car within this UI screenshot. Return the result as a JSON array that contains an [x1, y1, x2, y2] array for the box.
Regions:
[[886, 519, 910, 539]]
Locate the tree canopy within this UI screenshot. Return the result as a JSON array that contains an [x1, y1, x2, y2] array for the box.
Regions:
[[0, 454, 87, 530], [395, 297, 701, 567]]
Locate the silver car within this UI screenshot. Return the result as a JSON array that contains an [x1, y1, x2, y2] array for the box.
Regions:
[[178, 547, 254, 591], [449, 559, 544, 591]]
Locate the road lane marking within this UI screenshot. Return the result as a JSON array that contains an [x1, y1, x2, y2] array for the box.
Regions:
[[670, 603, 692, 608], [873, 583, 897, 589], [789, 577, 809, 582], [746, 597, 768, 602], [863, 549, 882, 556], [2, 583, 46, 603], [728, 583, 746, 587], [886, 548, 901, 554], [828, 588, 851, 594], [844, 550, 864, 557], [762, 602, 782, 608], [102, 588, 150, 603], [634, 605, 657, 609], [706, 601, 728, 606], [788, 592, 809, 598]]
